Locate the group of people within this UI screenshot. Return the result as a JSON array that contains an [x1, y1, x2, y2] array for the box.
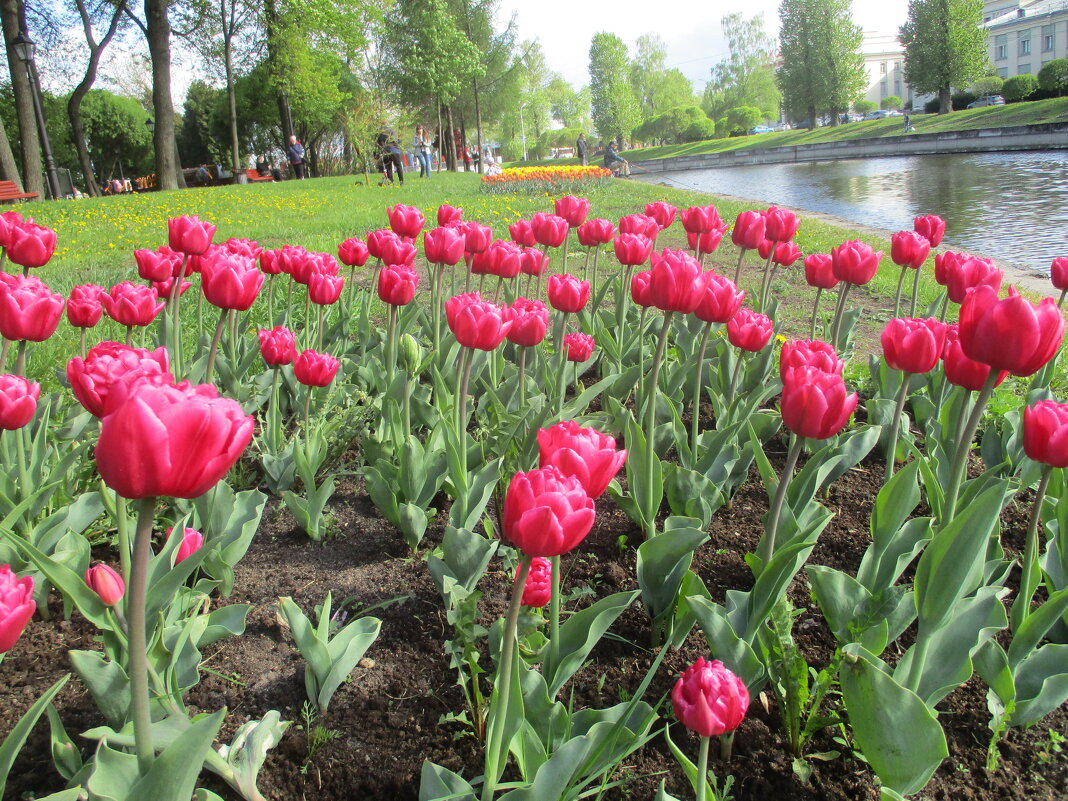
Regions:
[[373, 125, 500, 185], [575, 132, 630, 177]]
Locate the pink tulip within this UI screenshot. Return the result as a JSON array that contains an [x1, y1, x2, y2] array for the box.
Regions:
[[0, 565, 35, 652], [67, 342, 172, 418], [167, 215, 216, 256], [537, 420, 627, 499], [294, 349, 340, 386], [0, 374, 39, 430], [0, 274, 65, 341]]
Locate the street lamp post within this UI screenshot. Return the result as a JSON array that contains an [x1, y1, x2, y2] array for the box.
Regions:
[[11, 32, 62, 201]]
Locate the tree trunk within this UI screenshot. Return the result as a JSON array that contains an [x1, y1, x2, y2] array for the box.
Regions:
[[224, 36, 239, 173], [473, 75, 484, 175], [807, 105, 816, 131], [277, 92, 294, 148], [0, 0, 43, 198], [939, 87, 952, 114], [445, 104, 457, 172], [145, 0, 178, 190], [0, 113, 21, 187]]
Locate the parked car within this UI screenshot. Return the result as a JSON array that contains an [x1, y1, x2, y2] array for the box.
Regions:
[[863, 109, 893, 120], [749, 125, 772, 135], [967, 95, 1006, 108]]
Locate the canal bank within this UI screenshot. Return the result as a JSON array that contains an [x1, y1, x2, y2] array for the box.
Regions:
[[630, 122, 1068, 173]]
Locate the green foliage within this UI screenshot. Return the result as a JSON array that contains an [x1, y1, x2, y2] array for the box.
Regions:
[[634, 106, 715, 144], [971, 76, 1004, 97], [725, 105, 763, 135], [629, 34, 696, 120], [900, 0, 987, 109], [854, 100, 878, 115], [881, 95, 903, 110], [1003, 73, 1039, 102], [1039, 59, 1068, 95], [702, 13, 781, 122], [589, 32, 642, 143]]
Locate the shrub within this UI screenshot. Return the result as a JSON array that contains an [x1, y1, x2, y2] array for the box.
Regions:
[[971, 76, 1004, 97], [924, 98, 941, 114], [880, 95, 903, 111], [951, 91, 977, 110], [682, 116, 717, 143], [1039, 59, 1068, 95], [854, 99, 878, 115], [1003, 74, 1039, 102], [725, 106, 763, 136]]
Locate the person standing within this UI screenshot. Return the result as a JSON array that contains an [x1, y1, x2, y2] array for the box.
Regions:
[[287, 135, 306, 179], [576, 133, 588, 166], [412, 126, 433, 178], [377, 126, 405, 185]]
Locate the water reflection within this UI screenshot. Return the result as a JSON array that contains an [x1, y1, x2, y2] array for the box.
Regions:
[[641, 152, 1068, 272]]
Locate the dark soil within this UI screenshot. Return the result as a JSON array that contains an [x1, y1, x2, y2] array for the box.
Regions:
[[3, 452, 1067, 801]]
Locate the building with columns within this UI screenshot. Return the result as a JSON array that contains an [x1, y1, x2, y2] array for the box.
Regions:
[[984, 1, 1068, 79]]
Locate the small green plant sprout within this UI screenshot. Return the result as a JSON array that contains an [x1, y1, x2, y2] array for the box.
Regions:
[[278, 593, 381, 711]]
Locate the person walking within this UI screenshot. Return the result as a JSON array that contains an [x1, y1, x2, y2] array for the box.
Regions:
[[412, 126, 433, 178], [376, 126, 405, 185], [576, 133, 588, 166], [287, 135, 306, 179]]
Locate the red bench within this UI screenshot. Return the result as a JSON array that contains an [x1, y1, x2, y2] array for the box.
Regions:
[[245, 169, 273, 182], [0, 180, 39, 203]]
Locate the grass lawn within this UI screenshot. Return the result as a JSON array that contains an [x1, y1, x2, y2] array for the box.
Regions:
[[507, 97, 1068, 167], [11, 170, 1063, 404]]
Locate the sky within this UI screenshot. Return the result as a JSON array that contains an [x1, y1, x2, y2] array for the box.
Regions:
[[497, 0, 911, 88]]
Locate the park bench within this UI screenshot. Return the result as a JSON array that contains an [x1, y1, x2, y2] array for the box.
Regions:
[[245, 169, 273, 182], [0, 180, 38, 203]]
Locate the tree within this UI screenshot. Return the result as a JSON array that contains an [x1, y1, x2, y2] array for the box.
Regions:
[[726, 105, 763, 135], [900, 0, 987, 114], [854, 99, 877, 114], [546, 77, 591, 131], [1038, 59, 1068, 96], [0, 0, 43, 196], [971, 75, 1004, 96], [1003, 73, 1038, 102], [629, 33, 666, 118], [702, 13, 780, 123], [589, 32, 641, 144], [777, 0, 865, 129], [881, 95, 903, 110]]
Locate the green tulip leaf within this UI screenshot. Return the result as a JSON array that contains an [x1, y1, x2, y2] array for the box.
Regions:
[[0, 674, 69, 797]]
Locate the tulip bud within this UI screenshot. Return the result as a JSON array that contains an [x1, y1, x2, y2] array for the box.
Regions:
[[959, 285, 1065, 377], [644, 201, 677, 230], [881, 317, 947, 375], [0, 565, 34, 652], [764, 205, 800, 243], [85, 563, 125, 606], [1023, 401, 1068, 468], [1051, 257, 1068, 292], [167, 215, 216, 256], [6, 222, 57, 269], [387, 203, 426, 240], [399, 333, 423, 374], [519, 557, 552, 607], [294, 349, 341, 387], [727, 309, 774, 352], [672, 657, 749, 738], [803, 253, 838, 290], [731, 210, 765, 250], [563, 332, 595, 362], [506, 297, 549, 348], [547, 273, 590, 313], [168, 527, 205, 564], [618, 213, 659, 241], [554, 195, 590, 228], [914, 214, 946, 247], [780, 366, 858, 440], [0, 374, 40, 430]]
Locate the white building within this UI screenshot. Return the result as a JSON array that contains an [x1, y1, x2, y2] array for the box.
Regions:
[[860, 31, 934, 110], [985, 0, 1068, 79]]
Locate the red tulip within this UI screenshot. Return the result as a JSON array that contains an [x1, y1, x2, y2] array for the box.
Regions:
[[694, 274, 744, 324], [727, 309, 774, 352], [1024, 400, 1068, 468], [779, 339, 843, 379], [6, 222, 57, 269], [644, 201, 677, 230], [294, 349, 340, 386], [831, 240, 882, 286], [66, 284, 104, 329], [934, 250, 961, 286], [134, 246, 183, 282], [502, 465, 596, 557], [308, 272, 344, 305], [169, 527, 205, 564], [577, 219, 616, 247], [438, 204, 463, 227], [167, 215, 216, 256], [945, 255, 1002, 304], [0, 565, 34, 653], [338, 238, 370, 267], [508, 219, 537, 248], [201, 253, 264, 311], [759, 240, 801, 267], [803, 253, 838, 290], [67, 342, 172, 418], [881, 317, 948, 374], [731, 210, 766, 250], [461, 222, 493, 255], [96, 381, 254, 499], [890, 230, 932, 270], [563, 332, 595, 361], [366, 229, 399, 261], [941, 324, 1008, 392], [473, 240, 522, 278], [648, 249, 711, 313], [85, 564, 124, 606], [507, 297, 549, 347], [686, 225, 727, 257], [672, 657, 749, 738], [223, 237, 261, 261], [519, 557, 552, 607], [151, 278, 191, 301], [277, 245, 308, 278], [445, 292, 512, 350], [537, 420, 627, 499], [0, 274, 65, 341], [387, 204, 425, 240], [424, 227, 465, 266], [258, 326, 297, 366], [0, 212, 17, 249], [959, 285, 1065, 377], [258, 249, 284, 275], [681, 205, 722, 235], [764, 206, 800, 243], [1051, 258, 1068, 292], [547, 273, 590, 313], [555, 195, 590, 228], [0, 374, 39, 430], [379, 238, 416, 268], [520, 247, 550, 277], [631, 270, 653, 307], [378, 263, 419, 306], [531, 212, 568, 248], [618, 213, 659, 240], [780, 366, 858, 440], [613, 234, 653, 267], [914, 214, 946, 247]]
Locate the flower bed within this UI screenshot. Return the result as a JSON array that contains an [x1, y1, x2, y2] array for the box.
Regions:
[[481, 165, 614, 195]]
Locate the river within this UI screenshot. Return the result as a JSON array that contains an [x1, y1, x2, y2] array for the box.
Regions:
[[637, 151, 1068, 275]]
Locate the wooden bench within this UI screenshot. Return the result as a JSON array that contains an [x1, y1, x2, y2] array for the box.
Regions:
[[245, 169, 273, 182], [0, 180, 39, 203]]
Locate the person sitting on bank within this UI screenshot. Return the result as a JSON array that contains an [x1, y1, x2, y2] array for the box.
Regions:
[[604, 141, 630, 177]]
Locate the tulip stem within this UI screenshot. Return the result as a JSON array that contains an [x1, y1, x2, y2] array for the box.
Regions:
[[0, 338, 9, 371], [113, 489, 131, 585], [13, 340, 26, 377], [316, 304, 325, 352], [720, 730, 735, 761], [455, 348, 474, 522], [267, 273, 276, 324], [758, 433, 802, 567], [893, 266, 907, 318], [938, 292, 949, 323], [725, 351, 745, 414], [385, 305, 397, 388], [1013, 465, 1053, 632], [285, 279, 293, 327], [689, 321, 713, 468], [1059, 288, 1067, 311], [226, 310, 239, 373], [591, 247, 601, 308], [547, 554, 561, 682], [809, 288, 823, 340], [125, 325, 133, 347], [482, 555, 532, 801], [942, 370, 999, 525], [615, 265, 636, 374], [79, 328, 87, 359], [642, 312, 674, 540], [696, 735, 710, 801], [733, 248, 747, 285], [554, 312, 570, 417], [433, 263, 444, 355], [303, 290, 311, 348], [910, 265, 922, 317], [304, 387, 313, 431], [517, 347, 527, 409], [205, 308, 227, 384], [129, 496, 157, 775], [829, 283, 853, 351], [757, 249, 776, 313], [884, 373, 912, 484], [14, 427, 30, 535], [168, 257, 185, 374]]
